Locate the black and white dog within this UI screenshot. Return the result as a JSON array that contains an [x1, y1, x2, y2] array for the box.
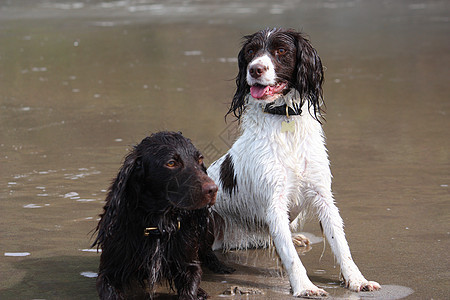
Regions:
[[207, 28, 380, 297]]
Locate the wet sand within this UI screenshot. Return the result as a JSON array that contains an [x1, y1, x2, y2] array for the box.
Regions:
[[0, 1, 449, 299]]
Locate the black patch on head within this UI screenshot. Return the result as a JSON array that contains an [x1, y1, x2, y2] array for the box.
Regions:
[[219, 154, 237, 196]]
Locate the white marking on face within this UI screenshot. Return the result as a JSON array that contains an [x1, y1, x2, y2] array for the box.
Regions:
[[246, 54, 277, 86]]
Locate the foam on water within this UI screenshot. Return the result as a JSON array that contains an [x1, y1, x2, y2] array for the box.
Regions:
[[4, 252, 31, 257], [80, 271, 98, 278]]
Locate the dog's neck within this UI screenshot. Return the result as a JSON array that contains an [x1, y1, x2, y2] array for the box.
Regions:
[[264, 102, 302, 116], [143, 213, 182, 237], [249, 89, 304, 117]]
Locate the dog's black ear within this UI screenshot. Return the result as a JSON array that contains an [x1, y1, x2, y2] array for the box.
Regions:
[[227, 40, 251, 121], [294, 33, 324, 122], [93, 151, 142, 245], [109, 151, 143, 209]]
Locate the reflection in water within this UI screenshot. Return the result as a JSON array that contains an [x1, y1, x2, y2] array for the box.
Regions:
[[0, 1, 448, 299]]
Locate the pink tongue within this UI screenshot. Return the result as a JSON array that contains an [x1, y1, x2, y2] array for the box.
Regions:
[[250, 85, 269, 99]]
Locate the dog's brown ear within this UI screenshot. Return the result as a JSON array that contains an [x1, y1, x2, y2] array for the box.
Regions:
[[93, 150, 142, 244], [294, 33, 325, 122], [109, 151, 144, 208]]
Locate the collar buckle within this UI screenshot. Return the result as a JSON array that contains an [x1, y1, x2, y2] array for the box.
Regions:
[[144, 227, 159, 236], [144, 218, 181, 236]]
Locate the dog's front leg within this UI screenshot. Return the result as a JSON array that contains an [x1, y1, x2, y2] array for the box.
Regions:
[[96, 273, 124, 300], [314, 191, 381, 292], [267, 205, 328, 297]]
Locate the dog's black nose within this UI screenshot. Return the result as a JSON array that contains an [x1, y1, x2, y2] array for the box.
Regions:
[[249, 63, 268, 79]]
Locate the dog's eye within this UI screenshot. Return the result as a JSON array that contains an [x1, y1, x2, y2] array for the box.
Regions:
[[247, 49, 254, 56], [276, 48, 286, 55], [166, 160, 177, 168]]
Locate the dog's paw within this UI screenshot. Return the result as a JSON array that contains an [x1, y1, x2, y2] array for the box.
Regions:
[[207, 261, 235, 274], [292, 234, 311, 247], [217, 264, 236, 274], [205, 259, 236, 274], [360, 281, 381, 291], [202, 251, 236, 274], [345, 277, 381, 292], [293, 286, 328, 298], [223, 264, 236, 274]]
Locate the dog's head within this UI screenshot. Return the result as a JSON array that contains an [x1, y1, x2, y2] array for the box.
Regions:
[[109, 131, 217, 211], [228, 28, 324, 121]]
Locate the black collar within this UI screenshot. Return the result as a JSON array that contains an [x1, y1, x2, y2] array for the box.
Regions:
[[264, 102, 302, 116]]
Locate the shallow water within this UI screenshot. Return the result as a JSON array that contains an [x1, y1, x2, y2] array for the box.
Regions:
[[0, 1, 449, 299]]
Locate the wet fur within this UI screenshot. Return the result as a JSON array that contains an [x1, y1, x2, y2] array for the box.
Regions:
[[207, 28, 380, 297], [92, 131, 233, 300]]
